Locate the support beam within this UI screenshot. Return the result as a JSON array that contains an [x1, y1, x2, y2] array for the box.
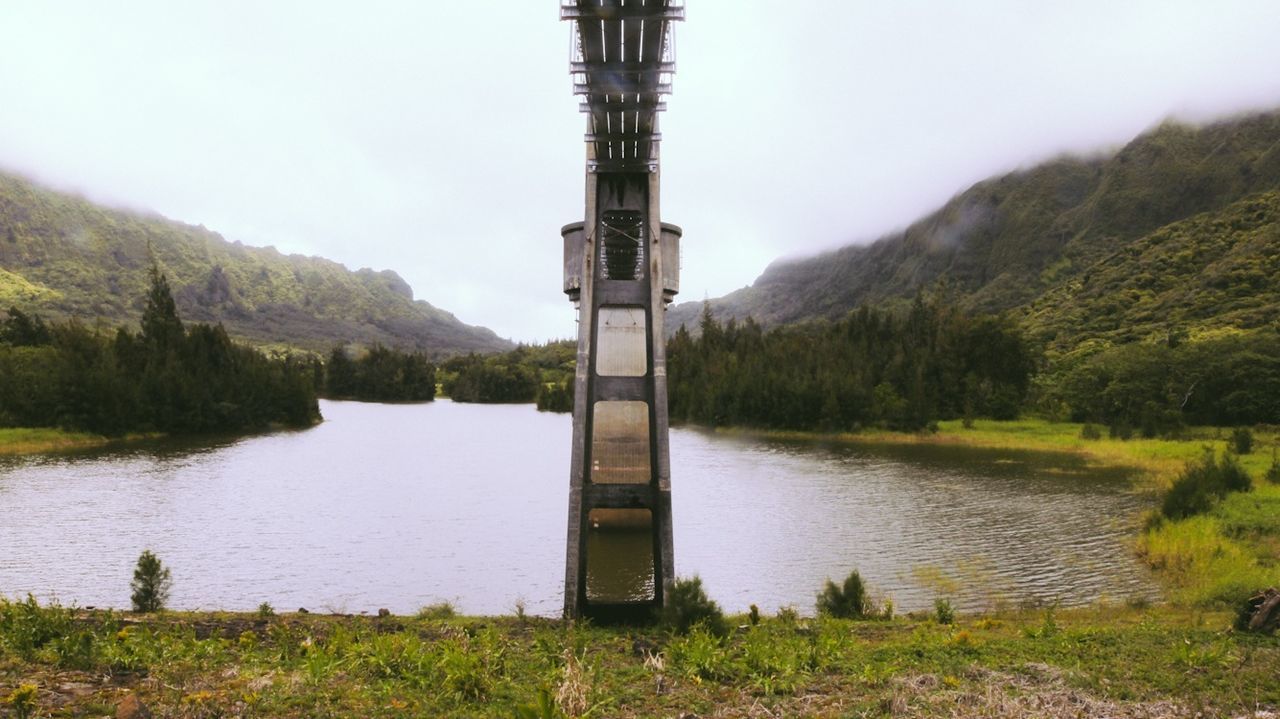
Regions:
[[562, 0, 683, 623]]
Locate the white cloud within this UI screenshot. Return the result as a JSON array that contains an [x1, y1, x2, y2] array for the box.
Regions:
[[3, 0, 1280, 341]]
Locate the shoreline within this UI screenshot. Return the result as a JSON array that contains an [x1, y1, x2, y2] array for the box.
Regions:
[[0, 428, 138, 456], [699, 418, 1279, 490]]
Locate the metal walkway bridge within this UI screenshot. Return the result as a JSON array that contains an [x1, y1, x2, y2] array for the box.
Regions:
[[559, 0, 684, 621]]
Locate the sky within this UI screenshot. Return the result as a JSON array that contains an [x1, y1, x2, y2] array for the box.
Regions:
[[3, 1, 1280, 343]]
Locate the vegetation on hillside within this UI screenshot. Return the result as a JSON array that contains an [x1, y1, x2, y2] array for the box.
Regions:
[[0, 267, 319, 436], [670, 110, 1280, 339], [0, 169, 510, 355], [1023, 191, 1280, 351]]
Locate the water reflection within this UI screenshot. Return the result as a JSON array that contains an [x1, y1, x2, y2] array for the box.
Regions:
[[0, 401, 1155, 616]]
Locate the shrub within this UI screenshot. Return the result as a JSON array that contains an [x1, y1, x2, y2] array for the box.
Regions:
[[130, 550, 172, 613], [934, 598, 955, 625], [1161, 451, 1252, 520], [1080, 423, 1102, 440], [1266, 451, 1280, 484], [257, 602, 275, 618], [0, 595, 75, 659], [418, 601, 456, 620], [1231, 427, 1254, 455], [658, 576, 727, 635], [1108, 423, 1133, 440], [5, 684, 38, 719], [816, 570, 871, 619]]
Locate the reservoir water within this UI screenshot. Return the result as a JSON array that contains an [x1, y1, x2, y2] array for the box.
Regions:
[[0, 399, 1154, 616]]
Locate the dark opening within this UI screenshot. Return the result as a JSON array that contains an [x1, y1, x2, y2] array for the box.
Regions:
[[600, 210, 644, 280]]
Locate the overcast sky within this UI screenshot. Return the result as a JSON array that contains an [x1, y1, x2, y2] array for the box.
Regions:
[[3, 1, 1280, 343]]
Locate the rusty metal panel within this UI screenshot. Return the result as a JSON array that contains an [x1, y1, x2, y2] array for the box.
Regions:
[[591, 400, 650, 484], [660, 223, 681, 303], [596, 306, 647, 376]]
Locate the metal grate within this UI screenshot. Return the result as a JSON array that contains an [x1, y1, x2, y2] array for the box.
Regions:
[[600, 210, 644, 280]]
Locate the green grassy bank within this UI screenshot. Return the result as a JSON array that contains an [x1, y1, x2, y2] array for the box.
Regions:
[[713, 419, 1279, 489], [0, 428, 115, 456], [2, 600, 1277, 718]]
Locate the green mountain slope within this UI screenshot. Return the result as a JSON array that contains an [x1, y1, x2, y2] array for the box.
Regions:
[[670, 109, 1280, 345], [1023, 190, 1280, 350], [0, 170, 511, 355]]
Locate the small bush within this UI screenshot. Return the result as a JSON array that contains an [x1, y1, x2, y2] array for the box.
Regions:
[[5, 684, 38, 719], [0, 595, 75, 659], [418, 601, 457, 620], [1231, 427, 1254, 455], [748, 604, 760, 626], [1265, 451, 1280, 484], [1161, 451, 1252, 520], [658, 576, 727, 635], [257, 602, 275, 618], [775, 606, 800, 625], [816, 570, 871, 619], [1080, 424, 1101, 440], [1109, 423, 1133, 440], [130, 550, 172, 613], [934, 598, 955, 625]]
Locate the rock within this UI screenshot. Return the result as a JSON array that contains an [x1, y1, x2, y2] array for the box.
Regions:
[[1247, 588, 1280, 633], [297, 607, 309, 614], [116, 694, 152, 719], [378, 608, 390, 617], [57, 682, 95, 697], [631, 637, 657, 656]]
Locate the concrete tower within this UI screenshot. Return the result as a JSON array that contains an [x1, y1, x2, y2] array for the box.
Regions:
[[560, 0, 684, 621]]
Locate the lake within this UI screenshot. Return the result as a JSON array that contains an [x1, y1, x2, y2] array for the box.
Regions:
[[0, 399, 1155, 616]]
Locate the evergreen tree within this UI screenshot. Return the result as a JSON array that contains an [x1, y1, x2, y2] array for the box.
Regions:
[[130, 550, 172, 613], [140, 264, 184, 349]]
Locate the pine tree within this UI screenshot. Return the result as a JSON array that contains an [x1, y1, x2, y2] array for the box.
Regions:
[[140, 264, 184, 349], [130, 550, 172, 613]]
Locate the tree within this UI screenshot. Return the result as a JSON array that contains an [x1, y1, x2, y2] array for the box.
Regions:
[[130, 550, 172, 613], [0, 308, 51, 346], [140, 264, 184, 349], [816, 569, 871, 619]]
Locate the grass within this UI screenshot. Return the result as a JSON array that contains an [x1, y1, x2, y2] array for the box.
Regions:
[[0, 428, 165, 456], [0, 428, 111, 456], [1, 600, 1277, 718]]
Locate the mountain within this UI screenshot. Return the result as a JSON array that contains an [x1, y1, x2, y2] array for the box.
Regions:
[[0, 170, 512, 355], [669, 109, 1280, 348]]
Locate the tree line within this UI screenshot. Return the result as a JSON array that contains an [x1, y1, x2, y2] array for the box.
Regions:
[[320, 344, 436, 402], [1040, 330, 1280, 435], [667, 299, 1036, 432], [438, 342, 575, 409], [0, 267, 319, 436]]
